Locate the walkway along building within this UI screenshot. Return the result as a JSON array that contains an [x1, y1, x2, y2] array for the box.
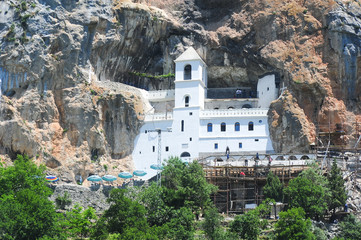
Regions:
[[132, 47, 279, 180]]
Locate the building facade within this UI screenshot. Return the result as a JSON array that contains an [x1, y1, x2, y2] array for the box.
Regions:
[[132, 47, 277, 180]]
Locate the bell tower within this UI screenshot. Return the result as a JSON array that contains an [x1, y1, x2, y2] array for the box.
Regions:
[[174, 47, 207, 109]]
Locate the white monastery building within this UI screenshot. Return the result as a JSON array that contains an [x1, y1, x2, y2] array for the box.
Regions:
[[132, 47, 278, 180]]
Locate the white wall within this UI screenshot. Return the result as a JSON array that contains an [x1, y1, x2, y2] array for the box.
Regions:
[[175, 80, 204, 108], [257, 74, 278, 108]]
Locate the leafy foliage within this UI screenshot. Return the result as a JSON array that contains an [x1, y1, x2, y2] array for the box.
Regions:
[[229, 210, 261, 240], [337, 214, 361, 240], [92, 189, 150, 239], [55, 191, 72, 210], [0, 155, 61, 239], [284, 167, 328, 220], [161, 157, 217, 215], [327, 159, 347, 214], [263, 171, 283, 202], [137, 183, 172, 226], [202, 207, 223, 240], [64, 204, 97, 239], [129, 71, 175, 79], [275, 207, 315, 240], [161, 207, 195, 240]]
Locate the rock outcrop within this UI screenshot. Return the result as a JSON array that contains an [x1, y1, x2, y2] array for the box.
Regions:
[[0, 0, 360, 181]]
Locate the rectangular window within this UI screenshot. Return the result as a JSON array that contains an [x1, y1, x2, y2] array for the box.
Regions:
[[190, 138, 192, 141], [181, 120, 184, 132], [189, 112, 193, 116], [152, 146, 155, 152], [165, 146, 169, 152], [207, 123, 213, 132], [239, 142, 242, 148], [255, 139, 259, 142], [221, 123, 226, 132], [214, 143, 218, 149]]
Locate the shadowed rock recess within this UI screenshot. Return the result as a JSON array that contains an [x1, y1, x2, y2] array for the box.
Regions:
[[0, 0, 360, 182]]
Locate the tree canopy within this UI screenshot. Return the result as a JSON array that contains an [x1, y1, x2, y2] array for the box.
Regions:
[[263, 171, 283, 202], [161, 157, 217, 215], [229, 210, 261, 240], [275, 207, 315, 240], [327, 159, 347, 214], [0, 155, 61, 240], [284, 167, 328, 220]]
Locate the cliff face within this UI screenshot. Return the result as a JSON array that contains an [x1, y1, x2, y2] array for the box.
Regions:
[[0, 0, 360, 181]]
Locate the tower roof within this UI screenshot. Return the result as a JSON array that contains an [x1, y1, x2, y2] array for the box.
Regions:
[[174, 47, 206, 65]]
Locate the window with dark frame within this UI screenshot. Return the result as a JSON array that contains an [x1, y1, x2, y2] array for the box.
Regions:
[[221, 122, 226, 132], [248, 121, 254, 131]]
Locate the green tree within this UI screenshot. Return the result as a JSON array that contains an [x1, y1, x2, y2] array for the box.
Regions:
[[137, 183, 172, 226], [327, 159, 347, 215], [202, 207, 223, 240], [161, 207, 195, 240], [337, 214, 361, 240], [92, 189, 150, 239], [275, 207, 315, 240], [255, 198, 275, 219], [229, 210, 261, 240], [161, 157, 217, 216], [65, 204, 97, 238], [263, 171, 283, 202], [284, 169, 328, 220], [0, 155, 61, 239]]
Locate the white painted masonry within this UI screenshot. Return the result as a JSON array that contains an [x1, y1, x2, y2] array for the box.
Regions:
[[132, 47, 278, 180]]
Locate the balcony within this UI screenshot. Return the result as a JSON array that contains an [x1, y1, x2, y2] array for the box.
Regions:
[[200, 109, 268, 119], [147, 90, 175, 101], [145, 113, 173, 121]]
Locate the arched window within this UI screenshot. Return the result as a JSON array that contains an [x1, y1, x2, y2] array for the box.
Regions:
[[184, 65, 191, 80], [181, 120, 184, 132], [221, 122, 226, 132], [185, 96, 189, 107], [248, 121, 254, 131], [180, 152, 191, 157], [242, 104, 252, 109], [235, 122, 240, 131], [207, 123, 213, 132]]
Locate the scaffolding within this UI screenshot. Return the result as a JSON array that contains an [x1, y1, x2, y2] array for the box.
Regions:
[[201, 163, 308, 214]]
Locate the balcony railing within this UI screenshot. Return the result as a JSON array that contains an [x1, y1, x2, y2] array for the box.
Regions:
[[200, 109, 268, 118], [147, 90, 175, 101], [145, 113, 173, 121]]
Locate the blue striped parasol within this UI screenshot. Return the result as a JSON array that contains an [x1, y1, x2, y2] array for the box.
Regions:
[[87, 175, 102, 182], [118, 172, 132, 179], [102, 175, 117, 182], [133, 170, 147, 177], [150, 164, 164, 170]]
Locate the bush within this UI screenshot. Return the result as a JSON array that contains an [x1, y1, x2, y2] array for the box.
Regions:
[[275, 207, 315, 240], [55, 192, 72, 210], [338, 214, 361, 240], [229, 210, 261, 240]]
